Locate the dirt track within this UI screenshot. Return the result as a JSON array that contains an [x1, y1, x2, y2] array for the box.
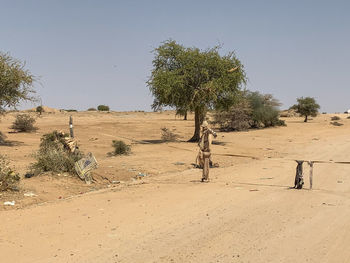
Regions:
[[1, 112, 350, 262]]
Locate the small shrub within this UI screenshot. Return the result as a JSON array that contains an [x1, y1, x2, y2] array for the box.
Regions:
[[87, 107, 97, 111], [347, 116, 350, 119], [111, 140, 131, 155], [331, 116, 340, 121], [11, 114, 37, 132], [31, 131, 83, 174], [97, 105, 110, 111], [65, 109, 78, 112], [0, 155, 20, 191], [161, 127, 179, 142]]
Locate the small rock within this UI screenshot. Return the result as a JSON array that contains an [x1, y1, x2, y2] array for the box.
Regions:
[[24, 173, 34, 178], [24, 192, 37, 197]]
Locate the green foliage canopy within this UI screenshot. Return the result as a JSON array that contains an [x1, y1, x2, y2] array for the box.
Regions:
[[246, 91, 282, 128], [97, 105, 110, 111], [147, 40, 247, 141], [0, 52, 36, 112], [291, 97, 320, 122]]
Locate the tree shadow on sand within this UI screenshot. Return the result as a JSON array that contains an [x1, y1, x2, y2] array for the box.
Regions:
[[0, 140, 24, 147], [138, 139, 190, 144]]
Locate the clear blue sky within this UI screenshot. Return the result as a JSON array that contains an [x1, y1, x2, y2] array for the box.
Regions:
[[1, 0, 349, 112]]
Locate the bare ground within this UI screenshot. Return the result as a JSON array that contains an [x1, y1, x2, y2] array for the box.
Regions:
[[1, 111, 350, 262]]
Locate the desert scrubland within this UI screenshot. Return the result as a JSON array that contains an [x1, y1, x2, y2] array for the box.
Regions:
[[1, 111, 350, 263]]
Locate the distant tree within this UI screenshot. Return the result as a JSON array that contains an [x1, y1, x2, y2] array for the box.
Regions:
[[175, 107, 188, 120], [291, 97, 320, 122], [148, 40, 247, 141], [36, 105, 44, 115], [0, 52, 36, 112], [97, 105, 110, 111]]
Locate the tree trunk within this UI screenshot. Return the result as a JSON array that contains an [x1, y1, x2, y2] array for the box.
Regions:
[[304, 115, 308, 122], [183, 111, 187, 120], [188, 107, 204, 142]]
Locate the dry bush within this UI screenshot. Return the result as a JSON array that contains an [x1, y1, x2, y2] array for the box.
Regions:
[[214, 91, 285, 131], [330, 121, 343, 126], [331, 116, 341, 121], [161, 127, 179, 142], [111, 140, 131, 155], [87, 107, 97, 111], [0, 155, 20, 191], [213, 100, 252, 131], [11, 114, 37, 132], [31, 131, 83, 174]]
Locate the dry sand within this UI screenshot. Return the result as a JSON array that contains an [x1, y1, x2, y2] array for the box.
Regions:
[[0, 111, 350, 262]]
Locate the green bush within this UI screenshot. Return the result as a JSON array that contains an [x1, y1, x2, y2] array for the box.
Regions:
[[97, 105, 110, 111], [213, 91, 285, 131], [31, 131, 83, 174], [247, 92, 283, 128], [0, 155, 20, 191], [11, 114, 37, 132], [87, 107, 97, 111], [111, 140, 131, 155]]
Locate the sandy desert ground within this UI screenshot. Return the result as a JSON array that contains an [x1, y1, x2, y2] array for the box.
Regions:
[[0, 111, 350, 263]]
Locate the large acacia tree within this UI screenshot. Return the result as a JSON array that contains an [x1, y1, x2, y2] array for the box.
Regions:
[[0, 52, 36, 112], [148, 40, 247, 141]]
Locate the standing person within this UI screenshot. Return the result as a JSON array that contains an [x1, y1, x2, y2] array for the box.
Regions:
[[198, 121, 217, 182]]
